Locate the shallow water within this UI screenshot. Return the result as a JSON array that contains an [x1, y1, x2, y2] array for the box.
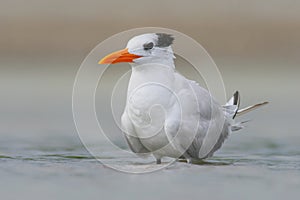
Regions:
[[1, 134, 300, 200]]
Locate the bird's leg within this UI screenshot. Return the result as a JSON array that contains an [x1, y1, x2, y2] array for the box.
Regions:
[[156, 158, 161, 164], [177, 158, 188, 163], [177, 158, 193, 163]]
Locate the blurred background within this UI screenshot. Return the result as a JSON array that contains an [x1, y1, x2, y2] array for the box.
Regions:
[[0, 0, 300, 199], [1, 0, 300, 140]]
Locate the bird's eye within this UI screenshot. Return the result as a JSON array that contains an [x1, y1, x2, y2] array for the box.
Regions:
[[143, 42, 154, 50]]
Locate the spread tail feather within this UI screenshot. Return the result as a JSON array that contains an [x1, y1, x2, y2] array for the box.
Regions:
[[231, 120, 251, 131], [224, 91, 240, 119], [236, 102, 269, 116], [224, 92, 269, 132], [230, 102, 268, 132]]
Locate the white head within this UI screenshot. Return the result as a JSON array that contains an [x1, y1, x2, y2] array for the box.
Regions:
[[99, 33, 175, 67]]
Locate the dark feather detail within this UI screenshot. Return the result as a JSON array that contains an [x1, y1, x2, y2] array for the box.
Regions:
[[232, 91, 240, 119], [156, 33, 174, 47], [233, 91, 240, 106]]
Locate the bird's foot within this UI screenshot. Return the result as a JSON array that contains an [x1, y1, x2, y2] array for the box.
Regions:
[[177, 158, 202, 164]]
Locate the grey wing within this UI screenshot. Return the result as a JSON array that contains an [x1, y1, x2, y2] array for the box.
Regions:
[[185, 79, 230, 159], [121, 111, 150, 155]]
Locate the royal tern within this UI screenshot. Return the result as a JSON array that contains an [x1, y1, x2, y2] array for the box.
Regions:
[[99, 33, 268, 164]]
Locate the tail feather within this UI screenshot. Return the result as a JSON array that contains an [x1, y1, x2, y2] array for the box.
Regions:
[[237, 102, 269, 116], [231, 120, 251, 131], [225, 91, 269, 132], [225, 91, 240, 119]]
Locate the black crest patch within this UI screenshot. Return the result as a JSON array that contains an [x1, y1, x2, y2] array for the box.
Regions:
[[156, 33, 174, 47]]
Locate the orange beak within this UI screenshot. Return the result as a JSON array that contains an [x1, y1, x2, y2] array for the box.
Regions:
[[98, 48, 142, 64]]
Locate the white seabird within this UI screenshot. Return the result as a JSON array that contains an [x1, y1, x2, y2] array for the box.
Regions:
[[99, 33, 268, 164]]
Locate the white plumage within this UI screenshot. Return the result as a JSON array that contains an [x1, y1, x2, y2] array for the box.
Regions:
[[99, 33, 268, 164]]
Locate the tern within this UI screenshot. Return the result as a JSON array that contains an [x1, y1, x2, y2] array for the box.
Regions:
[[99, 33, 268, 164]]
